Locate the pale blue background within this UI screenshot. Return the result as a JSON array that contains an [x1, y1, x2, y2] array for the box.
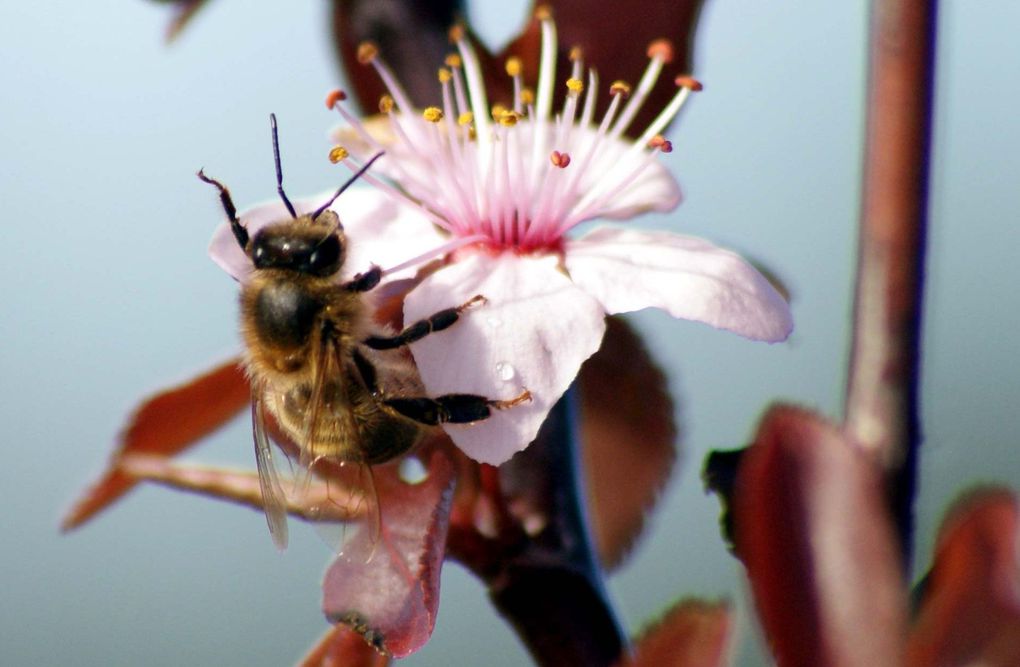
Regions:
[[3, 2, 1018, 665]]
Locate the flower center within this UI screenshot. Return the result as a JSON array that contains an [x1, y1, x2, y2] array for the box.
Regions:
[[326, 11, 701, 255]]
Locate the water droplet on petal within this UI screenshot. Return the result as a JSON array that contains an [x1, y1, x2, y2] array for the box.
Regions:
[[495, 361, 517, 381], [398, 456, 429, 485]]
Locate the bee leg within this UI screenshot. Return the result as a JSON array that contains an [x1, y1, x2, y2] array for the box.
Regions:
[[197, 170, 249, 249], [362, 295, 487, 350], [342, 265, 382, 293], [351, 348, 381, 396], [384, 389, 531, 425]]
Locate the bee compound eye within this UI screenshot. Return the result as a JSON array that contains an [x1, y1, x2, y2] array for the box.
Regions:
[[308, 234, 343, 276]]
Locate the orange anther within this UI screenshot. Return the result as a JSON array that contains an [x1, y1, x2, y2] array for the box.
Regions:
[[646, 39, 675, 63], [324, 89, 347, 109], [674, 75, 704, 91], [356, 42, 378, 64], [550, 150, 571, 168]]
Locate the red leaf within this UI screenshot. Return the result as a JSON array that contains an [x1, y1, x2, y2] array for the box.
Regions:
[[578, 316, 678, 569], [907, 488, 1020, 667], [297, 624, 391, 667], [322, 446, 456, 657], [616, 599, 732, 667], [735, 405, 906, 666], [61, 358, 249, 531]]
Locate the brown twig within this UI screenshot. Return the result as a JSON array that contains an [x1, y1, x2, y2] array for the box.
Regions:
[[844, 0, 937, 565]]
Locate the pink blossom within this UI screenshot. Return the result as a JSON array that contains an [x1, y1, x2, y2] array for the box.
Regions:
[[210, 17, 792, 465]]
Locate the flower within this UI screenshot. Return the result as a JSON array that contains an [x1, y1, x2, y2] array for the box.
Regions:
[[210, 15, 793, 466]]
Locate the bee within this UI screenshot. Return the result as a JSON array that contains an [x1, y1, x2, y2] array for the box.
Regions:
[[198, 114, 530, 550]]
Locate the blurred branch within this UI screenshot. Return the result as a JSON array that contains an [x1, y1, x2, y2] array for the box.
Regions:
[[331, 0, 465, 111], [844, 0, 937, 566]]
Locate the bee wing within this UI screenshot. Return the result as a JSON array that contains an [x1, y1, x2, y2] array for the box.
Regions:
[[300, 337, 381, 555], [329, 337, 382, 549], [252, 389, 289, 550], [292, 326, 341, 496]]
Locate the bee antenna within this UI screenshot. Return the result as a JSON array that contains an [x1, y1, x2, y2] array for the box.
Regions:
[[270, 113, 298, 219], [313, 151, 386, 220]]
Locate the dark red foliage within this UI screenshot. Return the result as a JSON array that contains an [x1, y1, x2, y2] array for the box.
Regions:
[[322, 447, 456, 657], [734, 405, 906, 667], [616, 599, 731, 667], [297, 624, 391, 667], [579, 317, 678, 569], [907, 488, 1020, 667]]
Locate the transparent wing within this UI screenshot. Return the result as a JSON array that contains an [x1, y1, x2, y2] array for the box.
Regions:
[[252, 389, 289, 550], [292, 326, 336, 499], [302, 334, 382, 555]]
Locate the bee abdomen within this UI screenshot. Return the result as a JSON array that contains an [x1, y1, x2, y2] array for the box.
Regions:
[[254, 280, 321, 349]]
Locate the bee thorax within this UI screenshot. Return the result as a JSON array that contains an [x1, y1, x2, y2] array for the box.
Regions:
[[252, 279, 321, 349]]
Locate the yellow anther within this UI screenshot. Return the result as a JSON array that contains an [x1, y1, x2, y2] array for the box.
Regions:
[[444, 53, 462, 68], [566, 78, 584, 95], [378, 95, 395, 113], [497, 110, 521, 127], [423, 106, 444, 123], [448, 24, 465, 43], [328, 146, 349, 164], [491, 103, 508, 119], [535, 4, 552, 20], [520, 88, 535, 106], [569, 46, 583, 62], [438, 68, 452, 83], [505, 57, 523, 78], [457, 111, 474, 126], [609, 81, 632, 98], [356, 42, 378, 64]]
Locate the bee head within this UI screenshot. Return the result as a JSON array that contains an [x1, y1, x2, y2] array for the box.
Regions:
[[252, 210, 346, 277]]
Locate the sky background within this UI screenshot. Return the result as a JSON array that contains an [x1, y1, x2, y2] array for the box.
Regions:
[[3, 1, 1019, 665]]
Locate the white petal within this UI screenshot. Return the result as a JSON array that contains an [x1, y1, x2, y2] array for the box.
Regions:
[[565, 226, 793, 342], [403, 252, 606, 465], [207, 187, 445, 283]]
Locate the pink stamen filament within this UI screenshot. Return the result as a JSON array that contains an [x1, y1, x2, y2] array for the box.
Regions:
[[545, 88, 627, 226], [578, 70, 599, 130], [367, 56, 417, 119], [562, 152, 658, 232], [337, 157, 455, 233], [454, 34, 492, 159], [424, 120, 476, 235], [609, 52, 666, 141], [337, 18, 691, 253], [381, 233, 489, 276], [449, 64, 470, 121]]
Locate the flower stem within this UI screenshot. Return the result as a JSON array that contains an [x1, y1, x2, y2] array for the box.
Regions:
[[844, 0, 938, 569], [450, 390, 626, 666]]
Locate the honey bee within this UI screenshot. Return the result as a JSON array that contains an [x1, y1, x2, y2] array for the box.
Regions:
[[198, 115, 530, 550]]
